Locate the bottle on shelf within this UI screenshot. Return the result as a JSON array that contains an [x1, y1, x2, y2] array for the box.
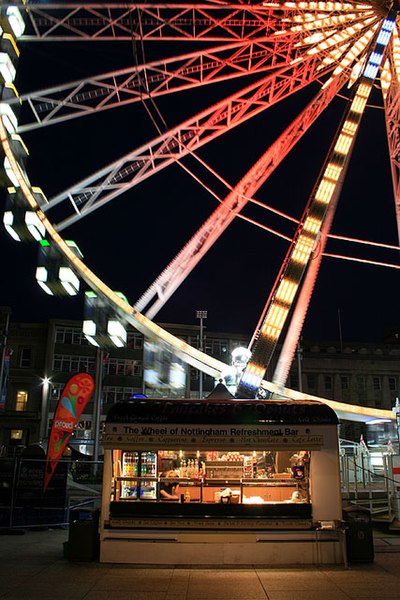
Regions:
[[123, 452, 134, 476], [180, 459, 187, 477]]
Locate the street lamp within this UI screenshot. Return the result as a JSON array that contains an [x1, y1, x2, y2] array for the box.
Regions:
[[40, 376, 52, 442], [196, 310, 207, 398]]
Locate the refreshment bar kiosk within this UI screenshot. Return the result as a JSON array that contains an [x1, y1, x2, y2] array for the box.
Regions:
[[100, 397, 345, 565]]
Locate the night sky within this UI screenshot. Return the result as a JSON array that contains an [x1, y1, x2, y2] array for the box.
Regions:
[[1, 26, 399, 345]]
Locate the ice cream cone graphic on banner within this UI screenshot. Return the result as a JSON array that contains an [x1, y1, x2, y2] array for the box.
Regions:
[[44, 372, 95, 491]]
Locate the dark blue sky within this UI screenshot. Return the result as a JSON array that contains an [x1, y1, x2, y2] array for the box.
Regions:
[[1, 36, 399, 344]]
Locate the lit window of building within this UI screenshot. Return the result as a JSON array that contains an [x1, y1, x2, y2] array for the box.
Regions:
[[16, 390, 28, 411], [10, 429, 23, 440]]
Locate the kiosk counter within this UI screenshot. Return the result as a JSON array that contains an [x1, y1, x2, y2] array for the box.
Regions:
[[100, 398, 345, 565]]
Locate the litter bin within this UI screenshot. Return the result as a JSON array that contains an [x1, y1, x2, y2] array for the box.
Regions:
[[343, 506, 374, 563], [67, 507, 100, 560]]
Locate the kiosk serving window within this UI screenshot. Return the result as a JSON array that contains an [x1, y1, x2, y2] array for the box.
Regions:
[[111, 448, 311, 506]]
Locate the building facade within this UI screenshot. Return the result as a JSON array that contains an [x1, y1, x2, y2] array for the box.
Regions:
[[0, 317, 399, 455]]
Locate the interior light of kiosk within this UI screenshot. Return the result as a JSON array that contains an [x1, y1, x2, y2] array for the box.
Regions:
[[0, 103, 18, 133], [3, 210, 21, 241], [35, 266, 54, 296], [107, 319, 127, 347], [25, 211, 45, 241], [0, 52, 16, 83], [59, 266, 80, 296], [6, 7, 26, 38]]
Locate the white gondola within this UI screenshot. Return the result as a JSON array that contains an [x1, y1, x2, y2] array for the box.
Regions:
[[36, 239, 83, 296], [84, 290, 129, 349]]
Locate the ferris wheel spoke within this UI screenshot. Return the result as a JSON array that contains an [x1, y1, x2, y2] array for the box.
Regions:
[[135, 68, 350, 319], [16, 40, 299, 132], [47, 53, 338, 230], [21, 3, 288, 42], [20, 2, 377, 42]]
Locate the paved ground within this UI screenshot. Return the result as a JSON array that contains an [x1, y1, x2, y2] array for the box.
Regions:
[[0, 527, 399, 600]]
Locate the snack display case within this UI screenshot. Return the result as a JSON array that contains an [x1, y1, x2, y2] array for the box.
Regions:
[[100, 397, 345, 565]]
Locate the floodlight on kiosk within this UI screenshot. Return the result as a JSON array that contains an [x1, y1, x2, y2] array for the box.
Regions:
[[83, 290, 129, 348], [36, 239, 83, 296]]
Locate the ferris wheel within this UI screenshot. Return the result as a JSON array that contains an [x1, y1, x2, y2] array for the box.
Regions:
[[1, 2, 400, 401]]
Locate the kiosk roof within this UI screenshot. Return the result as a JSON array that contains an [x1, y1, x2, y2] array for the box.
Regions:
[[106, 398, 339, 426]]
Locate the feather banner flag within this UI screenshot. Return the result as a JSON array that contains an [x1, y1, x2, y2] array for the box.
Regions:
[[44, 372, 95, 492]]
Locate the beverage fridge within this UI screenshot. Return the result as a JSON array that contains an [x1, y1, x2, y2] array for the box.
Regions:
[[120, 451, 158, 500]]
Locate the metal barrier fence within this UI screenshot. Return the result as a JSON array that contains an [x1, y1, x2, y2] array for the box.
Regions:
[[340, 448, 397, 521], [0, 457, 102, 530]]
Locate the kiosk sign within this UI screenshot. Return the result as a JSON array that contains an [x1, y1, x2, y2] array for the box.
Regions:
[[103, 422, 324, 449]]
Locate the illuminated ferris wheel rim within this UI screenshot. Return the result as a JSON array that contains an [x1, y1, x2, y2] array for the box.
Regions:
[[0, 1, 397, 424]]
